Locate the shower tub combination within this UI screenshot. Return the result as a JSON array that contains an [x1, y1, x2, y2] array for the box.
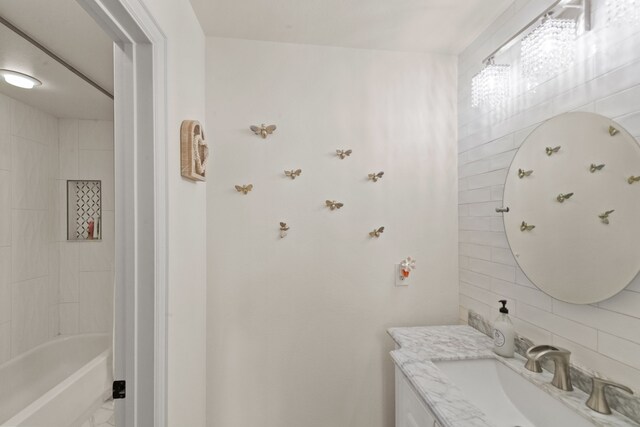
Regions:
[[0, 334, 112, 427]]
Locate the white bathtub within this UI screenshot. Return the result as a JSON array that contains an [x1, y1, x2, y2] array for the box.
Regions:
[[0, 334, 112, 427]]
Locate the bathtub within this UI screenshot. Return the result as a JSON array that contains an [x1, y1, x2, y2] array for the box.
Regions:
[[0, 334, 112, 427]]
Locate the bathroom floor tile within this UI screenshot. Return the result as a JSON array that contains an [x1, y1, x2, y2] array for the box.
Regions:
[[83, 398, 115, 427]]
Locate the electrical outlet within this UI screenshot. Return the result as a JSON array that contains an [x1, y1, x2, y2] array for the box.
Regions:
[[395, 264, 410, 287]]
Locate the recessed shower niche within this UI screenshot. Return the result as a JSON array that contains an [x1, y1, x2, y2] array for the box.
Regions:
[[67, 179, 102, 241]]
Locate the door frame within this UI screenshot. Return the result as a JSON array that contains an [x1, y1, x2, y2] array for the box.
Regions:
[[76, 1, 168, 426]]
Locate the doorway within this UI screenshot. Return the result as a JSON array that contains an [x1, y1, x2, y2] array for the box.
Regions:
[[77, 1, 168, 425], [0, 0, 167, 425]]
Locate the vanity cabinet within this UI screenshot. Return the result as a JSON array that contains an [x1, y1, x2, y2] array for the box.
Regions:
[[395, 367, 442, 427]]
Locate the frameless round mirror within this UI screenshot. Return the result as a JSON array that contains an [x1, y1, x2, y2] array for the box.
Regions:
[[503, 112, 640, 304]]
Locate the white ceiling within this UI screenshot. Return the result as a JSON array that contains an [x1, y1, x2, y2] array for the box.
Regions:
[[189, 0, 514, 54], [0, 0, 113, 119]]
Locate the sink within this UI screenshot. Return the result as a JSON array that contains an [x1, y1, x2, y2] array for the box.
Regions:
[[434, 358, 594, 427]]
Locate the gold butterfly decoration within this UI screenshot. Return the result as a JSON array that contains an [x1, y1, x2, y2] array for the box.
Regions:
[[628, 176, 640, 185], [284, 169, 302, 180], [520, 221, 535, 232], [250, 124, 277, 139], [590, 164, 605, 173], [556, 192, 574, 203], [325, 200, 344, 211], [336, 149, 352, 159], [599, 210, 615, 224], [279, 222, 290, 238], [545, 146, 561, 156], [368, 171, 384, 182], [235, 184, 253, 195], [518, 169, 533, 179], [369, 227, 385, 238]]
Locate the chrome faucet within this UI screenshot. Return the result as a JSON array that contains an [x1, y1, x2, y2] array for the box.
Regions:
[[586, 377, 633, 415], [525, 345, 573, 391]]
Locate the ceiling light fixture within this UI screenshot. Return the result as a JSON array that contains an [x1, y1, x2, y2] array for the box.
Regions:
[[607, 0, 640, 26], [471, 58, 511, 109], [0, 69, 42, 89]]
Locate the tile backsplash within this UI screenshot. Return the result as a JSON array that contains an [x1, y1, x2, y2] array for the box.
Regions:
[[0, 93, 114, 364], [458, 0, 640, 390]]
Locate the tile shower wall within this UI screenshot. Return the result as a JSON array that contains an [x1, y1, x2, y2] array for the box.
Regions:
[[458, 0, 640, 389], [57, 119, 114, 335], [0, 93, 59, 363]]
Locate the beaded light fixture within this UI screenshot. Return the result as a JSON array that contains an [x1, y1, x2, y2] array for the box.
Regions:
[[471, 58, 511, 109], [521, 15, 577, 86]]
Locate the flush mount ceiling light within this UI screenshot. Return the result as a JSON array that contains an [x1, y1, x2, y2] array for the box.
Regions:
[[521, 15, 577, 86], [0, 69, 42, 89], [606, 0, 640, 26], [471, 58, 511, 109]]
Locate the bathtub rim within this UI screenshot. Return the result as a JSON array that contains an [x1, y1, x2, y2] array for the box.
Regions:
[[0, 332, 111, 371], [1, 333, 112, 427]]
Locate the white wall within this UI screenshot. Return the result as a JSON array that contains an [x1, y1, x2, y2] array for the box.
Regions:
[[458, 0, 640, 390], [206, 37, 458, 427], [57, 119, 114, 335], [0, 93, 59, 363], [137, 1, 207, 426]]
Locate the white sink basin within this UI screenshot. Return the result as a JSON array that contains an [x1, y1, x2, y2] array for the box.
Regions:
[[434, 358, 595, 427]]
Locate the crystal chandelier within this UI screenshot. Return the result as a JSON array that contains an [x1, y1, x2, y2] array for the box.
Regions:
[[521, 16, 576, 86], [471, 59, 511, 109], [607, 0, 640, 26]]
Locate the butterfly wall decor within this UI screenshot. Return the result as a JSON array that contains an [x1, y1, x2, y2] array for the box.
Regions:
[[284, 169, 302, 180], [369, 227, 385, 238], [520, 221, 535, 232], [545, 146, 561, 156], [325, 200, 344, 211], [336, 149, 352, 159], [518, 169, 533, 179], [279, 222, 290, 238], [368, 172, 384, 182], [235, 184, 253, 195], [599, 210, 615, 224], [556, 192, 574, 203], [250, 124, 277, 139]]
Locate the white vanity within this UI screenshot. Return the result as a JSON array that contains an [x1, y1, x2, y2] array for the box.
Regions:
[[390, 325, 639, 427], [396, 366, 441, 427]]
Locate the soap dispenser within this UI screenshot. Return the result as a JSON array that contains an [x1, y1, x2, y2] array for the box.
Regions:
[[493, 300, 515, 358]]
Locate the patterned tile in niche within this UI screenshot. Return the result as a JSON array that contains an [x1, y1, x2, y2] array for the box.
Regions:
[[73, 180, 101, 239]]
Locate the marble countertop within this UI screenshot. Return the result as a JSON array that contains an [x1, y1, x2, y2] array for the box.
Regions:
[[388, 325, 639, 427]]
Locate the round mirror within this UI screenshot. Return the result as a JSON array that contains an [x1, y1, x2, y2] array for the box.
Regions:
[[503, 112, 640, 304]]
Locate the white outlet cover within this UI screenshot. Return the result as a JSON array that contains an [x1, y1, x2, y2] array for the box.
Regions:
[[395, 264, 409, 287]]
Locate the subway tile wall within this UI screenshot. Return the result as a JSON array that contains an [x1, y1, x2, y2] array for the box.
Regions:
[[458, 0, 640, 389], [0, 93, 59, 362], [57, 118, 114, 336], [0, 92, 114, 364]]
